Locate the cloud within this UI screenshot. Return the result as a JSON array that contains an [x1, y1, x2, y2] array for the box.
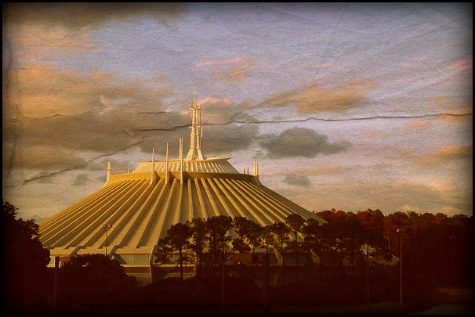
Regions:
[[429, 181, 454, 192], [202, 124, 259, 155], [258, 127, 351, 159], [399, 204, 421, 212], [71, 173, 91, 186], [2, 64, 185, 185], [409, 55, 428, 61], [4, 3, 188, 30], [260, 80, 376, 113], [417, 144, 472, 166], [447, 58, 472, 71], [198, 97, 233, 106], [4, 65, 174, 118], [294, 165, 344, 175], [315, 63, 332, 69], [209, 58, 255, 84], [3, 3, 189, 57], [286, 181, 472, 216], [3, 65, 180, 166], [195, 57, 250, 68], [283, 175, 311, 187], [403, 120, 432, 129]]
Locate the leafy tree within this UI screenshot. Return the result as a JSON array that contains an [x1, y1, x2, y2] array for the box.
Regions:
[[232, 237, 251, 253], [335, 213, 366, 269], [155, 236, 174, 264], [261, 224, 275, 253], [233, 216, 264, 254], [269, 221, 291, 285], [383, 211, 410, 256], [302, 218, 341, 280], [356, 209, 386, 248], [59, 254, 137, 310], [301, 218, 321, 279], [186, 217, 208, 277], [316, 209, 348, 222], [285, 214, 305, 282], [163, 222, 192, 280], [205, 215, 233, 272], [2, 200, 51, 313]]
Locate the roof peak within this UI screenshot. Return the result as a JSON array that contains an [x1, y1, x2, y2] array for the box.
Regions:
[[185, 87, 205, 161]]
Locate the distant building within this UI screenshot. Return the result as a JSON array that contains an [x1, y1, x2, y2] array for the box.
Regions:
[[39, 89, 326, 284]]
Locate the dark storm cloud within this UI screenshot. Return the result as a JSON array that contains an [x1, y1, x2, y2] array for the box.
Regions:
[[259, 127, 351, 159], [283, 175, 311, 187], [4, 2, 188, 30]]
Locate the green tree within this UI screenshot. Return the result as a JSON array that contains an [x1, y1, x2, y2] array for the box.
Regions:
[[2, 200, 51, 313]]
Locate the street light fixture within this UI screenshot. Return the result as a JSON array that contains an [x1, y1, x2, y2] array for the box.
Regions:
[[397, 228, 404, 313], [366, 243, 370, 314], [103, 224, 112, 256]]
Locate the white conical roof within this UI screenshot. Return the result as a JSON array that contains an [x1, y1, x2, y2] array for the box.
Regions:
[[39, 91, 326, 268]]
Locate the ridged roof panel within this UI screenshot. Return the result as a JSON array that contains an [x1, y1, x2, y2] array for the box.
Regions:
[[133, 157, 239, 174], [40, 172, 326, 258]]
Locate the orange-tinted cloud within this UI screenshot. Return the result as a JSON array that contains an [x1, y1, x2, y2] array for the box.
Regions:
[[4, 65, 173, 118], [417, 144, 472, 166], [404, 120, 432, 129], [198, 96, 233, 106], [208, 58, 255, 84], [195, 57, 249, 68], [261, 80, 376, 113], [447, 58, 472, 71], [294, 165, 343, 175]]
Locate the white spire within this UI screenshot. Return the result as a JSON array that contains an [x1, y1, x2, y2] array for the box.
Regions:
[[179, 137, 184, 184], [165, 142, 169, 184], [105, 161, 112, 185], [185, 87, 205, 161], [150, 147, 156, 185], [253, 160, 259, 179]]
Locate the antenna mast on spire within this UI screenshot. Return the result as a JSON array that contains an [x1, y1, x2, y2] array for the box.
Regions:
[[186, 87, 205, 160]]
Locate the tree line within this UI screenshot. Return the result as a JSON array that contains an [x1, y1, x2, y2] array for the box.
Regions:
[[2, 200, 472, 313], [154, 209, 472, 287]]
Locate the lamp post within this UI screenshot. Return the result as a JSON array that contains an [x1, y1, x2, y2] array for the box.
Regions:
[[366, 243, 370, 314], [103, 224, 112, 256], [397, 228, 404, 313]]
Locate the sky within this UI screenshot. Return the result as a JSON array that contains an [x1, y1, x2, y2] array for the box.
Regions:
[[2, 2, 473, 222]]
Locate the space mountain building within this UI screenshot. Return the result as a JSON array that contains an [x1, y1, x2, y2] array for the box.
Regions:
[[39, 90, 326, 284]]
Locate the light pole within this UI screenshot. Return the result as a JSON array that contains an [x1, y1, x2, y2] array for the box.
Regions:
[[366, 243, 370, 314], [397, 228, 404, 313], [103, 224, 112, 256]]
